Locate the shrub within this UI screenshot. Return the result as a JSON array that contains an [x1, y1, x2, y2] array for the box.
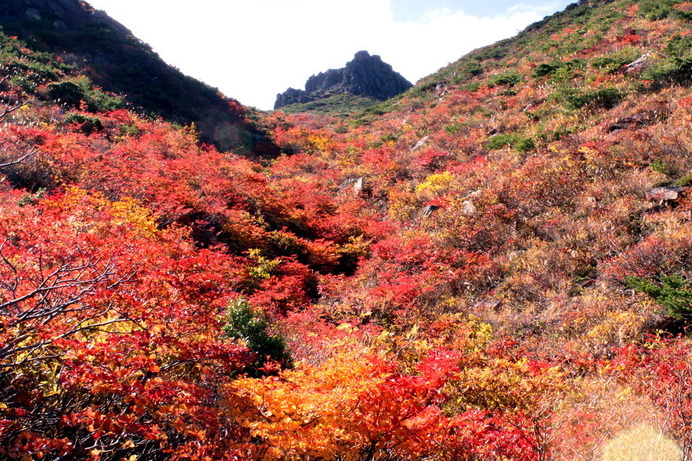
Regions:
[[644, 58, 692, 86], [223, 298, 292, 376], [591, 48, 641, 74], [626, 274, 692, 319], [487, 71, 522, 87], [638, 0, 683, 20], [64, 112, 104, 134], [485, 133, 535, 152], [47, 80, 86, 107], [46, 78, 123, 111], [533, 62, 562, 77], [558, 87, 623, 111]]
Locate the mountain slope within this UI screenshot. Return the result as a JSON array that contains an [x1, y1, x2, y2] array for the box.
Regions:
[[0, 0, 279, 155], [1, 0, 692, 459], [309, 0, 692, 339]]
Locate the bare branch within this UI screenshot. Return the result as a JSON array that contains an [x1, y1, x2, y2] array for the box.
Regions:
[[0, 99, 27, 120], [0, 147, 38, 169]]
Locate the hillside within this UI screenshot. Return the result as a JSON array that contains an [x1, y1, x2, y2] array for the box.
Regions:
[[0, 0, 280, 156], [1, 0, 692, 459]]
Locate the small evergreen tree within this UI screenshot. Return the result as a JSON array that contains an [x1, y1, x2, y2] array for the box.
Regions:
[[627, 275, 692, 319], [223, 298, 292, 376]]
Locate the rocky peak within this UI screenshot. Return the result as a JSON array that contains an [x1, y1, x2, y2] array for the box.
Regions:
[[274, 51, 412, 110]]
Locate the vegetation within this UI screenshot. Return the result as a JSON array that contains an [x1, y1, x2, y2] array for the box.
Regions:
[[277, 92, 381, 116], [223, 298, 292, 376], [1, 0, 692, 459]]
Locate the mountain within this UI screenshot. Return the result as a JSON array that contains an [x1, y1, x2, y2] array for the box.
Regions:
[[2, 0, 692, 459], [274, 50, 413, 110], [0, 0, 279, 156]]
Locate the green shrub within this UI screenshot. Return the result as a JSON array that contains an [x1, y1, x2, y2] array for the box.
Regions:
[[666, 35, 692, 58], [485, 133, 535, 152], [674, 175, 692, 187], [462, 82, 481, 92], [591, 47, 641, 74], [444, 123, 464, 134], [515, 137, 536, 152], [627, 275, 692, 319], [64, 113, 104, 134], [644, 58, 692, 86], [47, 80, 86, 107], [487, 71, 522, 87], [85, 87, 123, 112], [47, 78, 123, 111], [639, 0, 681, 20], [558, 87, 623, 111], [533, 62, 562, 77], [222, 298, 292, 376]]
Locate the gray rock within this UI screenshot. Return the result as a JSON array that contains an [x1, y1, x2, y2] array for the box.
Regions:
[[275, 51, 412, 109], [647, 186, 683, 204], [461, 200, 477, 216], [411, 136, 430, 151], [625, 53, 653, 74], [338, 177, 364, 195], [25, 8, 41, 20]]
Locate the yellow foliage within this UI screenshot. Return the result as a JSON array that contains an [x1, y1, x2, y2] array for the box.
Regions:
[[414, 171, 453, 199], [602, 424, 682, 461], [305, 134, 332, 152], [445, 350, 566, 419], [59, 187, 158, 237], [386, 186, 419, 221], [247, 248, 280, 282], [108, 196, 159, 237], [586, 310, 647, 345]]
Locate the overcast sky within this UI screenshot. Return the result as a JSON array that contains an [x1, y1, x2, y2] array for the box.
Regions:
[[85, 0, 574, 109]]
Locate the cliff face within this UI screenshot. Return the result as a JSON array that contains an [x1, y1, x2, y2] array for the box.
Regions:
[[274, 51, 412, 109]]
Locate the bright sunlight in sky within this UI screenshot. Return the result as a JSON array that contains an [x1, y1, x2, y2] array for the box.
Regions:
[[84, 0, 574, 109]]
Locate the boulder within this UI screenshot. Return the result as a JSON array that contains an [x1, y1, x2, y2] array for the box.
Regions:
[[25, 7, 41, 20], [647, 186, 683, 204]]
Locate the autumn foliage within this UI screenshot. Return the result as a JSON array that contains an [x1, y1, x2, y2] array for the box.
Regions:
[[1, 0, 692, 458]]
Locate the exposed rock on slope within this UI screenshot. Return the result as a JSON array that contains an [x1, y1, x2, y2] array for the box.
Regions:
[[274, 51, 412, 109]]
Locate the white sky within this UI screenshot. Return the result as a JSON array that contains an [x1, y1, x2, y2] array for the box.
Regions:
[[85, 0, 573, 109]]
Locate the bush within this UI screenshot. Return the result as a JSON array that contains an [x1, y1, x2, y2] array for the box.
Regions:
[[487, 71, 522, 87], [627, 274, 692, 319], [591, 48, 640, 74], [558, 87, 623, 111], [46, 78, 123, 111], [223, 298, 292, 376], [644, 58, 692, 86], [64, 113, 104, 134], [638, 0, 682, 20], [533, 62, 562, 77], [485, 133, 535, 152], [47, 80, 86, 107]]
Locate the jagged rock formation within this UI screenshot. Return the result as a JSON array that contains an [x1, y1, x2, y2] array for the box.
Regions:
[[274, 51, 413, 109]]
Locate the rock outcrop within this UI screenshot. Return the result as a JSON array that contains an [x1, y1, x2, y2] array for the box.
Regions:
[[274, 51, 412, 109]]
